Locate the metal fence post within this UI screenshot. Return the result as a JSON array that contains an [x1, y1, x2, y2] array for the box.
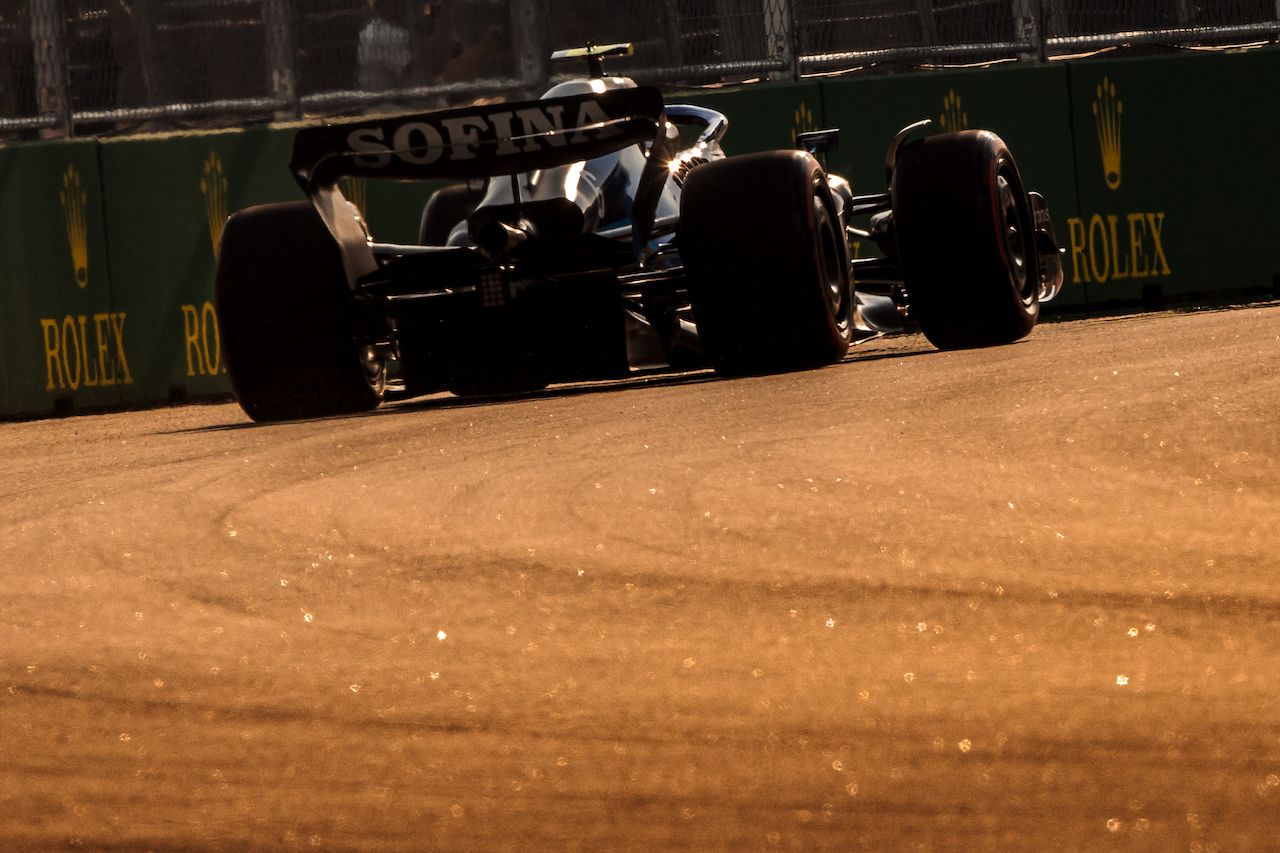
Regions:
[[28, 0, 72, 136], [510, 0, 549, 98], [408, 0, 430, 89], [130, 0, 162, 106], [714, 0, 748, 64], [766, 0, 799, 82], [662, 0, 686, 69], [1014, 0, 1047, 62], [916, 0, 937, 47], [262, 0, 299, 120]]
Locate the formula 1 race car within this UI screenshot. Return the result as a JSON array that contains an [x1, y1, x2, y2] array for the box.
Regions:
[[215, 44, 1063, 422]]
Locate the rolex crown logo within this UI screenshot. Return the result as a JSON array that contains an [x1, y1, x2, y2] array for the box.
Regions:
[[790, 102, 815, 147], [201, 153, 229, 257], [940, 90, 968, 131], [60, 165, 89, 289], [340, 176, 369, 220], [1092, 78, 1122, 190]]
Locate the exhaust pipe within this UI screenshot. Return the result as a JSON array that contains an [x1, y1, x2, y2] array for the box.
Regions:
[[474, 218, 536, 254]]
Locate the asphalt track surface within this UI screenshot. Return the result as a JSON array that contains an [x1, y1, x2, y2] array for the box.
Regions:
[[4, 305, 1280, 852]]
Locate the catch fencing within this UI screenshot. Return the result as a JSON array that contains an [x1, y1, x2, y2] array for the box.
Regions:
[[2, 0, 1279, 136]]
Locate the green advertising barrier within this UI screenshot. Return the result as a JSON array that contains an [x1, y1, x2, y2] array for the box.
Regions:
[[674, 81, 827, 157], [352, 172, 450, 245], [1065, 50, 1280, 309], [0, 138, 122, 419], [97, 125, 303, 405], [818, 63, 1084, 308], [96, 123, 443, 410]]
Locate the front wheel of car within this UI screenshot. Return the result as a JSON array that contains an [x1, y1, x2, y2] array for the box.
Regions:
[[892, 130, 1039, 350], [680, 150, 853, 376], [216, 201, 388, 422]]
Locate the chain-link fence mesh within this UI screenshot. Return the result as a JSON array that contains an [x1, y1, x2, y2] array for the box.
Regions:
[[3, 0, 1279, 137]]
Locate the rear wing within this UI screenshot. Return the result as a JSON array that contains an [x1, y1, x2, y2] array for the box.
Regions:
[[290, 86, 665, 192]]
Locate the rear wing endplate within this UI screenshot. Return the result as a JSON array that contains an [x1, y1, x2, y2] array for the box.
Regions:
[[290, 86, 665, 192]]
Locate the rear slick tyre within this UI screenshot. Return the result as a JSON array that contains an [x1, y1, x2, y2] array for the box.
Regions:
[[417, 183, 484, 246], [680, 150, 853, 376], [892, 131, 1039, 351], [215, 201, 387, 422]]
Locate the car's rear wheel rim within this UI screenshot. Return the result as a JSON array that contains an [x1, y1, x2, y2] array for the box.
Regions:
[[995, 161, 1034, 306], [361, 345, 389, 397], [811, 183, 849, 336]]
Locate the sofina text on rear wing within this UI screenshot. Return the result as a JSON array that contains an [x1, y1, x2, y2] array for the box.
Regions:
[[290, 87, 666, 192]]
